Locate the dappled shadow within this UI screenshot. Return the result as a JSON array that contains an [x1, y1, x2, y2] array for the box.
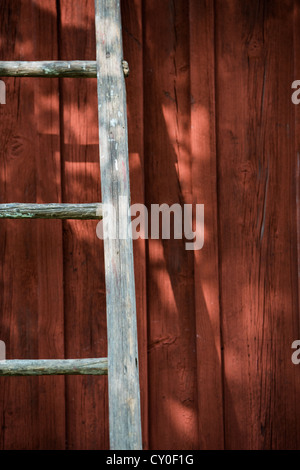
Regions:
[[0, 0, 298, 452], [142, 0, 226, 450], [0, 0, 108, 450]]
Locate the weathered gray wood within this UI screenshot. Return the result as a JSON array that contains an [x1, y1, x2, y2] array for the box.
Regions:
[[0, 61, 96, 77], [0, 358, 108, 376], [0, 60, 129, 77], [95, 0, 142, 451], [0, 203, 102, 219]]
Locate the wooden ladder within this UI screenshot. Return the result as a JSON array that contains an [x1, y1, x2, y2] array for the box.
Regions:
[[0, 0, 142, 451]]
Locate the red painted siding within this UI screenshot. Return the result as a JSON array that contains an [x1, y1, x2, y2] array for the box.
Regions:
[[0, 0, 299, 449]]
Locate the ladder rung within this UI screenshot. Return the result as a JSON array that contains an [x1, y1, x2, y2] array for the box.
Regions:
[[0, 203, 102, 219], [0, 60, 129, 77], [0, 358, 108, 376]]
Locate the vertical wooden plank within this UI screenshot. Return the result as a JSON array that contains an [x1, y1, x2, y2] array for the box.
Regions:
[[34, 0, 65, 450], [293, 0, 300, 447], [0, 0, 65, 449], [294, 0, 300, 345], [216, 0, 300, 449], [121, 0, 148, 449], [95, 0, 142, 450], [57, 0, 109, 450], [143, 0, 199, 449], [189, 0, 224, 449]]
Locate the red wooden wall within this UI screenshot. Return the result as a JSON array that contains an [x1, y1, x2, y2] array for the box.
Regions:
[[0, 0, 299, 450]]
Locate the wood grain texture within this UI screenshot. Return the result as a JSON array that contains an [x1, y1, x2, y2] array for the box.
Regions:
[[57, 0, 109, 451], [0, 358, 108, 375], [215, 0, 300, 449], [292, 0, 300, 447], [0, 0, 299, 451], [0, 203, 102, 219], [0, 61, 97, 77], [0, 0, 65, 450], [121, 0, 148, 450], [143, 0, 199, 450], [189, 0, 224, 450], [95, 0, 142, 450], [0, 60, 129, 77]]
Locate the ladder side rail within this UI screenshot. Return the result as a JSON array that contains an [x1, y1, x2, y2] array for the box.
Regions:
[[95, 0, 142, 451]]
